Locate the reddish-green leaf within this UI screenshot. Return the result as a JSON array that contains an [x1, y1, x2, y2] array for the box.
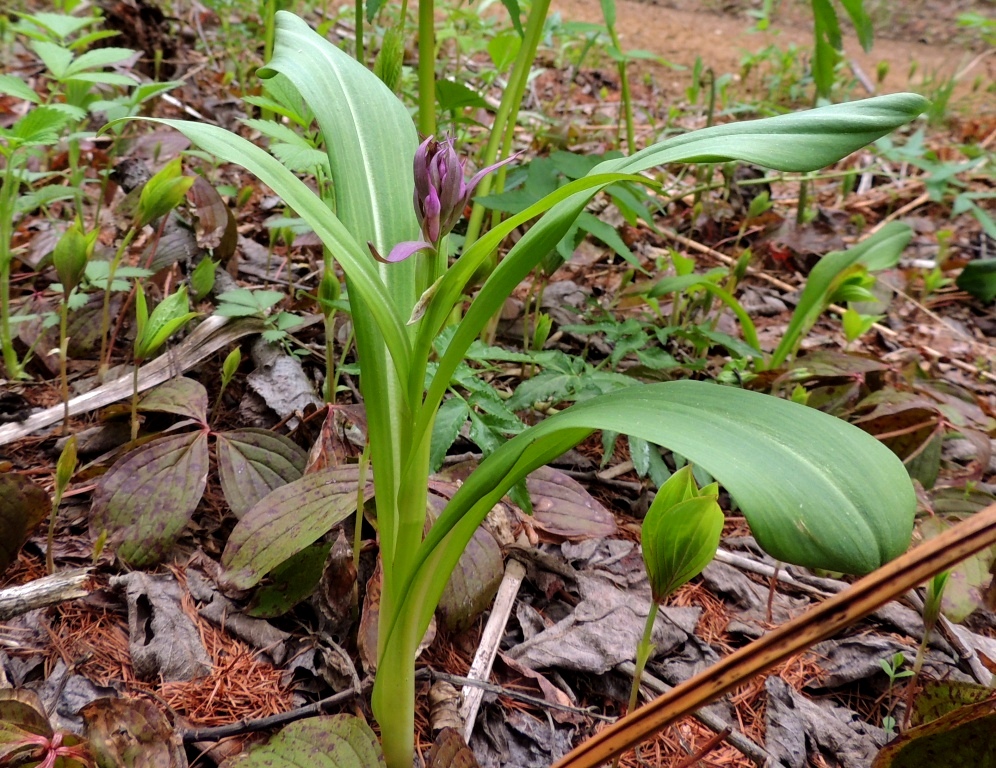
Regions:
[[82, 697, 185, 768], [187, 175, 237, 260], [216, 429, 308, 519], [90, 431, 209, 566], [873, 698, 996, 767], [0, 474, 50, 574], [221, 715, 385, 768], [139, 377, 209, 423], [221, 465, 373, 589], [526, 466, 618, 542]]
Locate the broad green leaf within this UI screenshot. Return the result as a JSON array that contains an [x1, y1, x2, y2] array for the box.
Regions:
[[216, 429, 308, 518], [134, 286, 199, 360], [392, 381, 916, 667], [956, 258, 996, 303], [912, 681, 995, 727], [768, 221, 912, 368], [221, 715, 385, 768], [15, 12, 97, 40], [221, 465, 374, 589], [139, 377, 209, 423], [430, 397, 470, 474], [30, 40, 73, 78], [642, 494, 724, 602], [0, 474, 50, 574], [90, 431, 209, 566]]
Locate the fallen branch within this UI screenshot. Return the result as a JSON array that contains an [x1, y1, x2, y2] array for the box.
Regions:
[[0, 568, 91, 620]]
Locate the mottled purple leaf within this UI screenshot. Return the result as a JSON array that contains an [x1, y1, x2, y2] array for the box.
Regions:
[[216, 428, 308, 519], [427, 493, 504, 633], [428, 728, 480, 768], [90, 431, 209, 566], [82, 697, 186, 768], [0, 474, 50, 574], [139, 377, 209, 423], [872, 698, 996, 767], [220, 714, 384, 768], [187, 175, 237, 259], [526, 465, 618, 542], [220, 465, 373, 589]]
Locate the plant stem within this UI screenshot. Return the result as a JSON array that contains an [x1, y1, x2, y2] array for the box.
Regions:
[[462, 0, 552, 250], [417, 0, 435, 136], [355, 0, 364, 62], [0, 157, 25, 380], [97, 226, 138, 379], [46, 491, 61, 574], [130, 360, 141, 441], [353, 440, 370, 572], [628, 603, 658, 715], [59, 297, 70, 434], [607, 28, 635, 151]]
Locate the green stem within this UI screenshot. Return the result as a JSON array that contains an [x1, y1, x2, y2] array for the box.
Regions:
[[46, 489, 62, 575], [462, 0, 552, 250], [355, 0, 365, 62], [606, 27, 635, 150], [97, 226, 138, 378], [353, 440, 370, 572], [130, 360, 141, 441], [417, 0, 436, 136], [59, 297, 70, 434], [628, 603, 659, 715], [0, 158, 24, 380], [323, 311, 337, 403]]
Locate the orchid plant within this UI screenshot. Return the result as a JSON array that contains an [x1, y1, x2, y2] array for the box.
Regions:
[[124, 13, 927, 767]]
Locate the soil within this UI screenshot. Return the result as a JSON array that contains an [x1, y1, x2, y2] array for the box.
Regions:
[[550, 0, 996, 105]]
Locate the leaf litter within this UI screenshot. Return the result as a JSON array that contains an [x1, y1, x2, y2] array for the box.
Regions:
[[1, 0, 995, 766]]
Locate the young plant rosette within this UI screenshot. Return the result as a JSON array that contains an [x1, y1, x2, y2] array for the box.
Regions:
[[122, 13, 926, 768]]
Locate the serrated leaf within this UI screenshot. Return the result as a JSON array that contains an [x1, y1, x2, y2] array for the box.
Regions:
[[90, 431, 209, 566], [430, 397, 470, 474], [221, 465, 374, 589], [216, 429, 308, 518], [221, 715, 385, 768], [139, 377, 209, 423], [0, 74, 40, 103], [0, 474, 50, 574]]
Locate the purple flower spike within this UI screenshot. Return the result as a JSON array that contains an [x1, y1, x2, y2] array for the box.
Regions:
[[408, 136, 519, 254]]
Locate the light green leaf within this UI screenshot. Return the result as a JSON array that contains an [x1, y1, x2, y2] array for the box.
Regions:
[[65, 46, 135, 74], [0, 75, 39, 103], [134, 285, 199, 360]]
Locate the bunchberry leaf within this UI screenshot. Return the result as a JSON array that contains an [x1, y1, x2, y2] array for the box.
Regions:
[[90, 431, 209, 566], [216, 429, 308, 519]]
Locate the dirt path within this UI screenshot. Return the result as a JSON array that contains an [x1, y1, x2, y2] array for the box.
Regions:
[[550, 0, 995, 107]]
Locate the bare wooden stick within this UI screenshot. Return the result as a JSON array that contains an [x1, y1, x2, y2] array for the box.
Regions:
[[0, 568, 91, 620], [460, 557, 527, 742]]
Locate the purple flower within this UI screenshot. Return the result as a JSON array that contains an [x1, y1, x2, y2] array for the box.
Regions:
[[379, 136, 516, 264]]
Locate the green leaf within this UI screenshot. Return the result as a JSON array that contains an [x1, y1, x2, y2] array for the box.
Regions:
[[55, 435, 78, 498], [138, 376, 209, 423], [0, 75, 40, 103], [956, 258, 996, 303], [769, 221, 912, 368], [872, 698, 996, 767], [65, 46, 135, 74], [138, 158, 194, 227], [30, 40, 74, 78], [90, 431, 209, 566], [221, 715, 385, 768], [393, 380, 916, 670], [216, 429, 308, 519], [0, 474, 50, 574], [134, 286, 199, 360], [220, 465, 374, 589], [247, 542, 332, 618], [642, 471, 724, 602], [430, 397, 470, 474]]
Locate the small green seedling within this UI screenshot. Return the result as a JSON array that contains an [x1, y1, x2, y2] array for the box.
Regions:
[[47, 436, 77, 574], [52, 222, 93, 432], [131, 284, 199, 439], [627, 466, 724, 719]]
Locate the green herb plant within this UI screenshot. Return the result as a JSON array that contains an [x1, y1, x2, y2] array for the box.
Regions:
[[124, 14, 926, 767], [627, 466, 723, 722], [51, 221, 94, 430]]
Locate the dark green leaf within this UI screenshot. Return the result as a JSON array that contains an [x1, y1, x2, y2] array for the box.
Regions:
[[221, 715, 385, 767], [956, 258, 996, 303], [430, 398, 470, 474], [247, 542, 332, 618]]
